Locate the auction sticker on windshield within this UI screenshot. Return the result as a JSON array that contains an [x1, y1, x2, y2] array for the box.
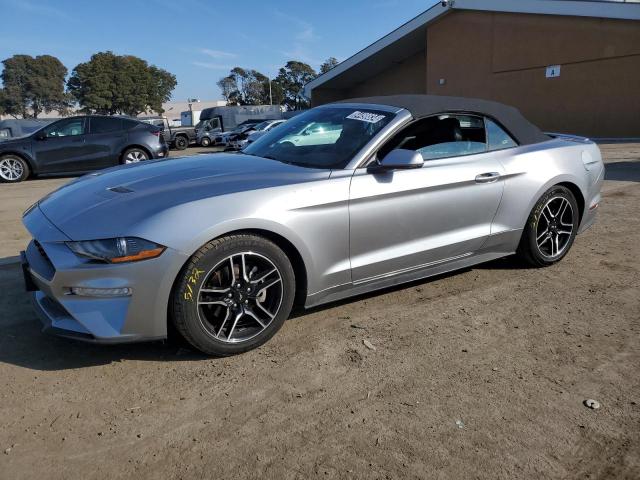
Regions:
[[346, 111, 387, 123]]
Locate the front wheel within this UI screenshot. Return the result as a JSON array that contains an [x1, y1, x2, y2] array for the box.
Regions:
[[200, 137, 211, 147], [0, 155, 30, 183], [174, 135, 188, 150], [517, 185, 579, 267], [171, 234, 296, 356]]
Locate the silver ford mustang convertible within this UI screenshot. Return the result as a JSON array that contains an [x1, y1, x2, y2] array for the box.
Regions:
[[21, 95, 603, 356]]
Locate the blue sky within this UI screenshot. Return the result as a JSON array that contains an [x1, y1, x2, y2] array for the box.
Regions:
[[0, 0, 436, 101]]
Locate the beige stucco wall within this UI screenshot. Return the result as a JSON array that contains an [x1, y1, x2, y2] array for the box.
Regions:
[[311, 10, 640, 138]]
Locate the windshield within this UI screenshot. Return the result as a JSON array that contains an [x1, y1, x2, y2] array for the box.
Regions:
[[242, 107, 393, 169]]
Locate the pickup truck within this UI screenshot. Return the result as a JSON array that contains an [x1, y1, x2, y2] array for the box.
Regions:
[[139, 117, 196, 150]]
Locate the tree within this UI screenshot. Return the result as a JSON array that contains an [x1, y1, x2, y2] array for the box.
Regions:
[[217, 68, 273, 105], [242, 70, 270, 105], [267, 79, 285, 106], [217, 75, 239, 104], [320, 57, 339, 74], [67, 51, 177, 116], [0, 54, 69, 118], [275, 61, 316, 110]]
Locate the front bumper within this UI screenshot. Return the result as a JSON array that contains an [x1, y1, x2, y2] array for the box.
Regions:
[[22, 206, 189, 344]]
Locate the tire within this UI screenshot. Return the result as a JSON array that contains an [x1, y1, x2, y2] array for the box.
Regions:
[[121, 148, 149, 164], [0, 154, 30, 183], [174, 135, 188, 150], [517, 185, 579, 267], [200, 137, 211, 147], [171, 234, 296, 356]]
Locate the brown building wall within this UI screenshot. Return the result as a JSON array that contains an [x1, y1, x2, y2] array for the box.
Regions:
[[311, 10, 640, 138], [426, 11, 640, 138], [311, 50, 427, 106], [312, 87, 349, 105], [346, 50, 427, 98]]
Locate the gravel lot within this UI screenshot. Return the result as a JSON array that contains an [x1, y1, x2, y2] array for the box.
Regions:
[[0, 146, 219, 262], [0, 144, 638, 479]]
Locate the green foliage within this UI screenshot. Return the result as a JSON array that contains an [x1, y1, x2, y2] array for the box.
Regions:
[[320, 57, 339, 74], [217, 59, 318, 109], [0, 54, 69, 118], [217, 68, 275, 105], [275, 61, 317, 110], [216, 75, 238, 105], [67, 51, 176, 116]]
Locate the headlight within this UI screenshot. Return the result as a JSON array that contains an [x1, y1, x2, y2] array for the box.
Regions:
[[66, 237, 165, 263]]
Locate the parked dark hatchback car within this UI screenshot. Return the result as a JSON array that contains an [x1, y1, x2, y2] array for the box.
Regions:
[[0, 115, 169, 183]]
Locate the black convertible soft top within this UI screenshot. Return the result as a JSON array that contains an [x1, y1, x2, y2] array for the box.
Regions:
[[334, 94, 550, 146]]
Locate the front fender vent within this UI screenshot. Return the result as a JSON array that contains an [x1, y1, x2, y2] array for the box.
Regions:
[[107, 186, 134, 194]]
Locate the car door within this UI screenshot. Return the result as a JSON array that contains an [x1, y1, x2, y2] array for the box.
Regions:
[[348, 114, 506, 283], [85, 117, 126, 169], [32, 118, 91, 174]]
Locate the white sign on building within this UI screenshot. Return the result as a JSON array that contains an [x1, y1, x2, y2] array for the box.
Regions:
[[545, 65, 561, 78]]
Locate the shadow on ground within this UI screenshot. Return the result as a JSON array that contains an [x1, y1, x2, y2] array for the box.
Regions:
[[604, 161, 640, 182], [0, 263, 208, 372], [0, 253, 523, 372]]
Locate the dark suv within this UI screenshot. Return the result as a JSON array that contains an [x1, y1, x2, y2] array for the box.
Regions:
[[0, 115, 169, 183]]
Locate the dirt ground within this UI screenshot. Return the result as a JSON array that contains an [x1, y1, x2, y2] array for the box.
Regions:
[[0, 144, 638, 479], [0, 146, 217, 262]]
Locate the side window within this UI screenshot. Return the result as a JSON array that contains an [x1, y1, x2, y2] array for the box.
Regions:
[[122, 119, 141, 130], [377, 114, 488, 162], [90, 117, 122, 134], [44, 118, 86, 138], [486, 118, 518, 151]]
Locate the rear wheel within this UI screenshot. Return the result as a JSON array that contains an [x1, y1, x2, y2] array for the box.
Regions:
[[171, 234, 296, 356], [121, 148, 149, 164], [174, 135, 188, 150], [0, 155, 30, 183], [200, 137, 211, 147], [517, 185, 579, 267]]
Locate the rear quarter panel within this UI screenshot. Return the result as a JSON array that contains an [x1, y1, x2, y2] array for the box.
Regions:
[[492, 138, 603, 240]]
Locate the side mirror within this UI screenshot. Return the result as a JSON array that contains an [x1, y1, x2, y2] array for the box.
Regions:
[[369, 149, 423, 172]]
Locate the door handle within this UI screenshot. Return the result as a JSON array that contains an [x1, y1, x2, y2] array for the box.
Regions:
[[475, 172, 501, 183]]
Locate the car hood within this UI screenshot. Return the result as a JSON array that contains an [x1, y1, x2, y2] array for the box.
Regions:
[[37, 153, 330, 240]]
